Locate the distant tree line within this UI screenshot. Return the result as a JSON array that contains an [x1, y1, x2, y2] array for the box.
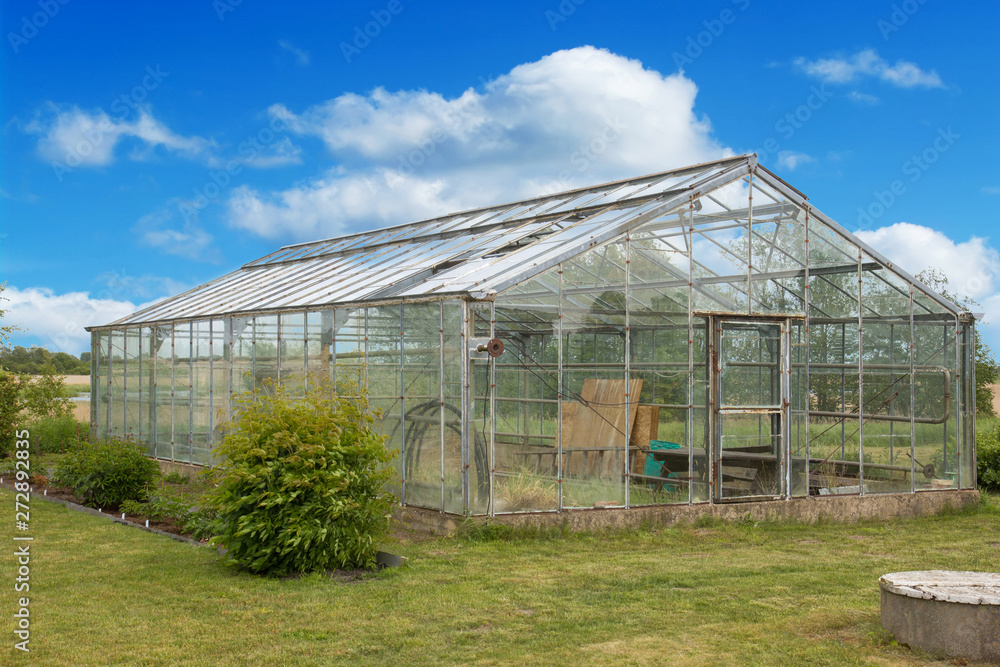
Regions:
[[0, 346, 91, 375]]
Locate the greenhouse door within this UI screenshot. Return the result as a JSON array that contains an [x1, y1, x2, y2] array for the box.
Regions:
[[713, 318, 791, 502]]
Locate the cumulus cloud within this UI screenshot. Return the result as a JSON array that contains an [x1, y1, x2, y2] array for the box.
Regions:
[[133, 210, 220, 262], [794, 49, 943, 88], [776, 151, 814, 171], [278, 40, 310, 66], [2, 286, 156, 354], [230, 46, 732, 240], [856, 222, 1000, 316], [24, 104, 212, 168]]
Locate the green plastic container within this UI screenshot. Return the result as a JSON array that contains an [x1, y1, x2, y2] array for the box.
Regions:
[[643, 440, 681, 477]]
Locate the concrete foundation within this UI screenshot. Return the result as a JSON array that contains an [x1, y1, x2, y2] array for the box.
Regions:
[[154, 459, 204, 480], [880, 571, 1000, 662], [396, 488, 980, 536]]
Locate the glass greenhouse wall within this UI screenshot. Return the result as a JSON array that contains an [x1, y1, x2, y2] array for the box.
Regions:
[[90, 155, 977, 515]]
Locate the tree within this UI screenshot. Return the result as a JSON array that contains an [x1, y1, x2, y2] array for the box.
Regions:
[[917, 269, 999, 417], [0, 282, 19, 351]]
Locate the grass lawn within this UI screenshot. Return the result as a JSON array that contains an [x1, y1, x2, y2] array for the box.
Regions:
[[2, 489, 998, 666]]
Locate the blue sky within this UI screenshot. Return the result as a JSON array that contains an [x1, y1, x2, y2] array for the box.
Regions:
[[2, 0, 998, 356]]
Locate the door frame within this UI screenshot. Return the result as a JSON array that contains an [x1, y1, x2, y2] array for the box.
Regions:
[[709, 315, 793, 502]]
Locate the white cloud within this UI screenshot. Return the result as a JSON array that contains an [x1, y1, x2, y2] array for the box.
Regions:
[[776, 151, 814, 171], [229, 46, 732, 240], [982, 186, 1000, 196], [278, 40, 310, 66], [240, 136, 303, 168], [133, 209, 220, 262], [856, 222, 1000, 307], [24, 104, 212, 167], [794, 49, 943, 88], [847, 91, 880, 106], [3, 286, 155, 354]]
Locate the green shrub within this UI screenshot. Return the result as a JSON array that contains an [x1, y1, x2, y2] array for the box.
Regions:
[[52, 436, 160, 509], [27, 414, 86, 454], [0, 370, 25, 454], [977, 426, 1000, 492], [206, 374, 396, 576]]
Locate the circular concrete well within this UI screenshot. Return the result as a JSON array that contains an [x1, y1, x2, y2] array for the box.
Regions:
[[880, 570, 1000, 662]]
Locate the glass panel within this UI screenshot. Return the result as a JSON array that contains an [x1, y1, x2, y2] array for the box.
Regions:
[[366, 306, 402, 499], [913, 316, 957, 490], [560, 241, 627, 509], [494, 275, 560, 513], [253, 315, 279, 390], [400, 302, 444, 510], [172, 322, 192, 463], [109, 330, 125, 438], [808, 321, 863, 495], [719, 323, 781, 408], [153, 325, 173, 459], [139, 327, 155, 453], [789, 321, 808, 497], [123, 328, 142, 445], [279, 312, 306, 389], [441, 301, 466, 515], [718, 413, 781, 499], [960, 322, 975, 488], [231, 317, 253, 398], [191, 321, 213, 465], [210, 319, 228, 464]]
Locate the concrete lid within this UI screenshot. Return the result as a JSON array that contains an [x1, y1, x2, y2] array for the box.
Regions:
[[880, 571, 1000, 605]]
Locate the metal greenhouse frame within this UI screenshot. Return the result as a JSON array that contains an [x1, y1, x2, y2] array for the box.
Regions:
[[89, 154, 978, 516]]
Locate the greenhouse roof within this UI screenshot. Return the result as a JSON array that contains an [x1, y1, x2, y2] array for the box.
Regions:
[[96, 154, 965, 329]]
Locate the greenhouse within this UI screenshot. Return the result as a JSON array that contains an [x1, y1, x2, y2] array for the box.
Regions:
[[88, 154, 978, 516]]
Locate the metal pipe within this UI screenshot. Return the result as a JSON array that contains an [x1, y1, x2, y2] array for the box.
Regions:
[[809, 369, 950, 424]]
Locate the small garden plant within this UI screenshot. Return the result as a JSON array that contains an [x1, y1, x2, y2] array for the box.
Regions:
[[205, 374, 396, 576]]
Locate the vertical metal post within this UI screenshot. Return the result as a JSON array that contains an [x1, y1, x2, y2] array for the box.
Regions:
[[909, 285, 916, 493], [624, 235, 632, 508], [170, 325, 175, 463], [276, 313, 282, 381], [954, 315, 962, 488], [889, 322, 895, 464], [89, 333, 97, 440], [557, 268, 564, 511], [857, 249, 864, 493], [746, 174, 754, 316], [782, 318, 792, 498], [399, 305, 406, 505], [460, 300, 470, 512], [189, 324, 194, 464], [687, 198, 696, 504], [439, 302, 446, 513], [137, 329, 143, 443], [208, 321, 213, 453], [106, 332, 112, 436], [122, 330, 127, 433], [488, 301, 497, 517], [840, 322, 846, 460], [803, 208, 811, 486], [151, 330, 158, 457]]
